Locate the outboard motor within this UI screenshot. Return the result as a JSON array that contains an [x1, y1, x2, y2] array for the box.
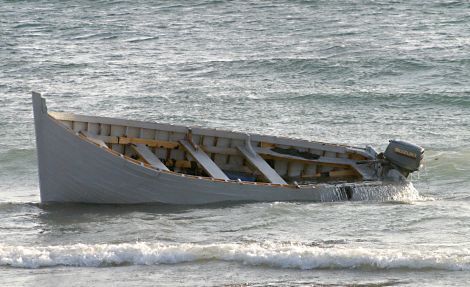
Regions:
[[383, 140, 424, 179]]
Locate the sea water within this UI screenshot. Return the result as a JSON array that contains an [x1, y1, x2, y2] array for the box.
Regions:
[[1, 1, 469, 286]]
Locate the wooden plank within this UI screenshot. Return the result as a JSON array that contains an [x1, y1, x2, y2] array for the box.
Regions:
[[87, 122, 100, 134], [255, 147, 353, 167], [274, 159, 289, 176], [100, 124, 110, 136], [214, 137, 230, 167], [169, 132, 186, 161], [174, 160, 192, 169], [60, 120, 73, 129], [179, 140, 229, 180], [300, 169, 357, 179], [73, 121, 87, 133], [110, 125, 125, 153], [202, 145, 238, 156], [260, 142, 275, 148], [131, 144, 169, 171], [119, 137, 179, 149], [287, 162, 303, 177], [237, 146, 287, 185], [154, 130, 170, 159], [228, 139, 245, 167], [141, 128, 155, 139], [126, 126, 140, 138], [303, 164, 317, 177]]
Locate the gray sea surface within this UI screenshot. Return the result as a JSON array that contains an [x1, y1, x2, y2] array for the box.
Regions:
[[1, 0, 470, 286]]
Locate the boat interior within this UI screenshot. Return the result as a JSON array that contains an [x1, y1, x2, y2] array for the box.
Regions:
[[48, 111, 373, 186]]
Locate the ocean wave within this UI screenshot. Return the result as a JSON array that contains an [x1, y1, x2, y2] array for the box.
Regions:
[[1, 242, 469, 270], [421, 149, 470, 182], [316, 182, 427, 203], [348, 182, 426, 202]]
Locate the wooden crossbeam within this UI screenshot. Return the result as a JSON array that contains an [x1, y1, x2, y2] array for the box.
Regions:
[[237, 146, 287, 185], [300, 169, 358, 179], [83, 136, 352, 167], [131, 144, 169, 171], [256, 147, 350, 166], [254, 147, 370, 179], [79, 133, 368, 179], [119, 137, 179, 149], [179, 139, 229, 180]]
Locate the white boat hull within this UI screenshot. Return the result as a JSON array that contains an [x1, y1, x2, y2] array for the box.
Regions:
[[32, 92, 405, 204]]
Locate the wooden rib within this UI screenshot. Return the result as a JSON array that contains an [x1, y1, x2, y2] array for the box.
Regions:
[[237, 146, 287, 185], [179, 139, 229, 180], [131, 144, 169, 171]]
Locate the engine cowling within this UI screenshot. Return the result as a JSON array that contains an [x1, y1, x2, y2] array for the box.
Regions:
[[384, 140, 424, 177]]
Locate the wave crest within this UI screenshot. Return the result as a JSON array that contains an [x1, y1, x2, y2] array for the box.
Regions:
[[1, 242, 468, 270]]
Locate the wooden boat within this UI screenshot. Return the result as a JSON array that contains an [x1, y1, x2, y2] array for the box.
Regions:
[[32, 92, 424, 204]]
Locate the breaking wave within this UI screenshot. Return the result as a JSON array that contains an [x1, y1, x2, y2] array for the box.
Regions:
[[350, 182, 424, 202], [1, 242, 468, 270], [319, 182, 427, 203]]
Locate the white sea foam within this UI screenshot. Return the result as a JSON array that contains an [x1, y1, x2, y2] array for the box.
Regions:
[[1, 242, 469, 270], [320, 181, 430, 203], [351, 182, 424, 202]]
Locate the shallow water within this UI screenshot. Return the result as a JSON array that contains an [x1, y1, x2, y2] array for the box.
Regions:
[[1, 0, 469, 286]]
